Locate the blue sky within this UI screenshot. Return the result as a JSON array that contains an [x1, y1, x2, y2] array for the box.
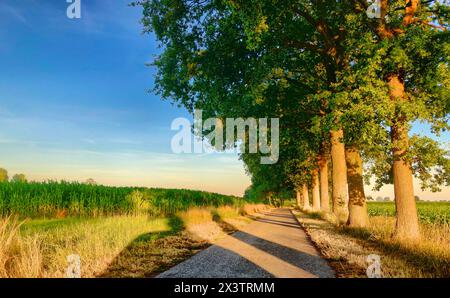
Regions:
[[0, 1, 448, 199], [0, 0, 250, 195]]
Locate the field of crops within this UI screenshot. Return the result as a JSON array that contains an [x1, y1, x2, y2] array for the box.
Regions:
[[0, 181, 250, 218], [367, 201, 450, 225]]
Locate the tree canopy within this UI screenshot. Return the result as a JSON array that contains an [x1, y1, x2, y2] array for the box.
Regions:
[[137, 0, 450, 240]]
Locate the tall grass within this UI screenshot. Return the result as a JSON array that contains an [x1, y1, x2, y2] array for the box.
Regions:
[[0, 181, 252, 218], [0, 203, 268, 277], [0, 216, 43, 277], [0, 215, 172, 277]]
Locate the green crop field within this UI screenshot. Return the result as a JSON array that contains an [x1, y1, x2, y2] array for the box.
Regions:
[[0, 181, 251, 218], [367, 201, 450, 225]]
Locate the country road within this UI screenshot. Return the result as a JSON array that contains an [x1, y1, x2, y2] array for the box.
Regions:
[[157, 208, 335, 278]]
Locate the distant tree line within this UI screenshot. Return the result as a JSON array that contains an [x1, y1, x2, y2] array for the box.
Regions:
[[0, 168, 27, 183], [0, 167, 97, 185]]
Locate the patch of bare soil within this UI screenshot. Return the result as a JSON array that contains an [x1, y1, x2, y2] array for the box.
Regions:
[[99, 231, 209, 278], [100, 216, 252, 278]]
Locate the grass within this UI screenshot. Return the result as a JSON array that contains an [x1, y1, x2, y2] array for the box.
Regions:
[[1, 215, 176, 277], [0, 181, 250, 218], [367, 201, 450, 225], [294, 209, 450, 277], [0, 203, 267, 278]]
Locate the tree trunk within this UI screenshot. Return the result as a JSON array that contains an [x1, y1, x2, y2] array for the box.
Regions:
[[302, 184, 311, 211], [388, 74, 420, 240], [330, 129, 348, 223], [312, 169, 321, 211], [267, 192, 274, 206], [296, 189, 302, 209], [318, 155, 330, 212], [345, 146, 369, 228]]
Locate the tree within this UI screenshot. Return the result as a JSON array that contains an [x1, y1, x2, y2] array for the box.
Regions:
[[85, 178, 97, 185], [234, 0, 372, 223], [137, 0, 449, 239], [0, 168, 8, 182], [345, 147, 369, 227], [349, 0, 450, 240], [12, 173, 27, 183], [137, 0, 371, 225]]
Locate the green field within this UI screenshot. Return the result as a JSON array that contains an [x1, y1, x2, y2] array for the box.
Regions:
[[367, 201, 450, 225], [0, 181, 253, 218]]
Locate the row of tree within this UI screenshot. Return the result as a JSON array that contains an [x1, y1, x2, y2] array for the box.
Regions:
[[0, 168, 27, 183], [138, 0, 449, 240], [0, 168, 98, 185]]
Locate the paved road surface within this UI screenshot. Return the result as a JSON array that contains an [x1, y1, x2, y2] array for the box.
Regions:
[[157, 208, 335, 278]]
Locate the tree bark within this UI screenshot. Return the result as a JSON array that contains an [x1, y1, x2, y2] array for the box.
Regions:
[[345, 146, 369, 228], [318, 155, 330, 212], [330, 129, 348, 223], [388, 74, 420, 240], [302, 184, 311, 211], [312, 169, 321, 211], [296, 189, 302, 209]]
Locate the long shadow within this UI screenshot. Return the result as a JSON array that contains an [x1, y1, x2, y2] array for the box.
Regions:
[[102, 211, 335, 278], [229, 231, 334, 277], [210, 213, 334, 278], [157, 244, 275, 278], [246, 214, 303, 229], [211, 212, 239, 234], [254, 218, 303, 229], [259, 212, 294, 219], [156, 213, 275, 278], [99, 215, 208, 278]]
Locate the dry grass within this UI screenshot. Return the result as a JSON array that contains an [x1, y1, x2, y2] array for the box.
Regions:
[[100, 230, 208, 278], [176, 204, 260, 242], [103, 204, 267, 277], [177, 207, 214, 226], [293, 210, 450, 277], [0, 203, 268, 278], [1, 215, 172, 277], [177, 207, 224, 242], [0, 217, 43, 277], [240, 203, 270, 216]]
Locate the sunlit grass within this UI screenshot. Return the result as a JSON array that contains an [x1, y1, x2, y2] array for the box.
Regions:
[[1, 203, 268, 278], [367, 201, 450, 225], [294, 209, 450, 277], [1, 215, 171, 277], [0, 181, 248, 218]]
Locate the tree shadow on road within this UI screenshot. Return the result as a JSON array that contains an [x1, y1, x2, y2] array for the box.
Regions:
[[213, 212, 334, 278], [98, 216, 209, 278]]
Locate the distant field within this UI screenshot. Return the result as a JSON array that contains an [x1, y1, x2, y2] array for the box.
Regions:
[[367, 201, 450, 225], [0, 181, 253, 218]]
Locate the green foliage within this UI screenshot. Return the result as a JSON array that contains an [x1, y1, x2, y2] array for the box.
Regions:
[[409, 135, 450, 192], [0, 168, 8, 182], [365, 134, 450, 192], [367, 201, 450, 225], [136, 0, 450, 199], [0, 181, 253, 218], [11, 174, 27, 183]]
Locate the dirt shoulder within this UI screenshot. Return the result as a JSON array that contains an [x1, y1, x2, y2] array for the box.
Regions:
[[157, 208, 335, 278], [292, 210, 450, 278]]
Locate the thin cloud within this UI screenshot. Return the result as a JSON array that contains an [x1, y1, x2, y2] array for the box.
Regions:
[[0, 3, 27, 24]]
